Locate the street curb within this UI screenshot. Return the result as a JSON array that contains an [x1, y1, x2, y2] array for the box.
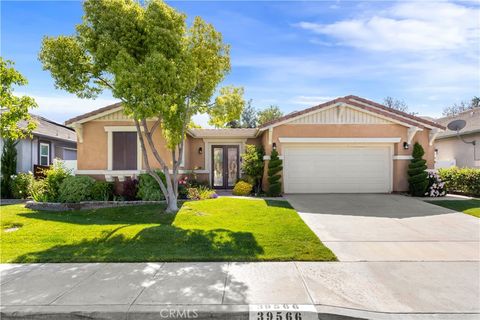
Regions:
[[2, 304, 479, 320]]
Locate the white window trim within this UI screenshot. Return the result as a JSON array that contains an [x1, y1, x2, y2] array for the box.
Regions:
[[39, 142, 50, 166], [104, 126, 142, 171], [278, 137, 401, 143]]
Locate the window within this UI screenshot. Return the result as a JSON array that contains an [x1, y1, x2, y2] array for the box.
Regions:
[[112, 132, 137, 170], [39, 142, 50, 166]]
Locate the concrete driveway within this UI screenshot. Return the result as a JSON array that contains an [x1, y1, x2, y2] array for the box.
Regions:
[[286, 194, 480, 261]]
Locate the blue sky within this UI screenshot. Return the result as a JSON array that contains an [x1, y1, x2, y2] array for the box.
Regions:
[[2, 1, 479, 126]]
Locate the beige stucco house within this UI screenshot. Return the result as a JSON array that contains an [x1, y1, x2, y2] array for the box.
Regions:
[[434, 107, 480, 169], [65, 95, 444, 193]]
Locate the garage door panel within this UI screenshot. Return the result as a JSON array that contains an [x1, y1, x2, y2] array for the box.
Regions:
[[283, 145, 391, 193]]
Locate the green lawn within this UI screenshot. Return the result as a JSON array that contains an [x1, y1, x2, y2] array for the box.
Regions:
[[0, 198, 336, 263], [427, 200, 480, 218]]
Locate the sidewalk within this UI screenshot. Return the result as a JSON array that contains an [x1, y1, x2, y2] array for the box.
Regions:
[[1, 262, 479, 319]]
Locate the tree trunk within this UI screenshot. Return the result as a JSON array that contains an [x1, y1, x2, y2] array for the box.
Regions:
[[165, 184, 179, 213]]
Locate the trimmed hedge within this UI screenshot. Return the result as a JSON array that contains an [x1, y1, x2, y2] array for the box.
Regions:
[[438, 167, 480, 196], [408, 142, 429, 196]]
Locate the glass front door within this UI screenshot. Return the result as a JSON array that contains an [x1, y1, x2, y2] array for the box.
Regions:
[[212, 145, 239, 188]]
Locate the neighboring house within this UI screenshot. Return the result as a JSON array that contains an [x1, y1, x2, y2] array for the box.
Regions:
[[65, 95, 444, 193], [0, 114, 77, 173], [434, 108, 480, 168]]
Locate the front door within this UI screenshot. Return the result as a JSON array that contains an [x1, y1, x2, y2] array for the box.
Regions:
[[212, 145, 239, 189]]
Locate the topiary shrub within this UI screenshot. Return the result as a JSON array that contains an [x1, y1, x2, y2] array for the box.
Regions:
[[137, 171, 166, 201], [233, 180, 253, 196], [58, 176, 95, 203], [91, 181, 114, 201], [408, 142, 429, 196], [11, 172, 34, 199], [267, 149, 282, 197]]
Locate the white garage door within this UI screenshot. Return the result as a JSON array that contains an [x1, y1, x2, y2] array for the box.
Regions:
[[283, 145, 392, 193]]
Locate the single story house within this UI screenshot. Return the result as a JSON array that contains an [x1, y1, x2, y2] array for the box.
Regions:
[[0, 113, 77, 173], [434, 107, 480, 168], [65, 95, 444, 193]]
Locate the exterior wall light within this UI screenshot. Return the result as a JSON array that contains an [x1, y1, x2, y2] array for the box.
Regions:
[[198, 147, 203, 154], [272, 142, 277, 150], [403, 142, 409, 150]]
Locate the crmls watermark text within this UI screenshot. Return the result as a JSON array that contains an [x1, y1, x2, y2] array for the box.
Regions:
[[157, 308, 199, 319]]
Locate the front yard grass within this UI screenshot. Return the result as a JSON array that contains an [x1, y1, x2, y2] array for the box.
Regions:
[[427, 200, 480, 218], [0, 198, 336, 262]]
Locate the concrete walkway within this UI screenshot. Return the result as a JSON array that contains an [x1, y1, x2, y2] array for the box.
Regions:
[[1, 262, 479, 319], [286, 194, 480, 262]]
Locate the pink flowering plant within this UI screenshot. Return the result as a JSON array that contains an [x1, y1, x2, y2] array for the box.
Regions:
[[425, 170, 446, 197]]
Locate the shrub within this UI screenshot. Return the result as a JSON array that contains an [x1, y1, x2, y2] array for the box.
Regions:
[[233, 181, 253, 196], [11, 172, 34, 199], [1, 138, 17, 198], [122, 178, 138, 201], [43, 164, 71, 202], [137, 171, 166, 201], [408, 142, 428, 196], [241, 145, 264, 194], [91, 181, 114, 201], [187, 185, 216, 200], [29, 179, 48, 202], [267, 149, 282, 197], [438, 167, 480, 196], [425, 171, 446, 197], [58, 176, 95, 203]]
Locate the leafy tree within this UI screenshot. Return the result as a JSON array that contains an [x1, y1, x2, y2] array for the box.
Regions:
[[443, 96, 480, 116], [258, 105, 283, 126], [383, 96, 408, 113], [267, 149, 282, 196], [1, 139, 18, 198], [241, 99, 257, 128], [0, 58, 37, 140], [39, 0, 244, 212], [241, 144, 264, 194], [408, 142, 429, 197], [208, 86, 245, 128]]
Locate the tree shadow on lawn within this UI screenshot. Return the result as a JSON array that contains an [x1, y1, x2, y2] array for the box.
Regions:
[[12, 224, 265, 263], [17, 204, 173, 225]]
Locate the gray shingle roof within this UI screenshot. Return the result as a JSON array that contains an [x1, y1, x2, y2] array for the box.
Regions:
[[435, 108, 480, 139], [21, 114, 76, 142]]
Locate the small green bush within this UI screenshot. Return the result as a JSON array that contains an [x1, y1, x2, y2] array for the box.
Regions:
[[137, 171, 166, 201], [187, 185, 216, 200], [438, 167, 480, 196], [29, 179, 48, 202], [91, 181, 114, 201], [58, 176, 95, 203], [43, 164, 71, 202], [233, 181, 253, 196], [11, 172, 34, 199]]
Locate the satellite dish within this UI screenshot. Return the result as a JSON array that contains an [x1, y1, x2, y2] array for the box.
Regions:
[[447, 119, 466, 132]]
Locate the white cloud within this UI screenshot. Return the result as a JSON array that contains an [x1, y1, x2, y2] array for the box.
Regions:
[[297, 2, 480, 53], [15, 92, 118, 123]]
